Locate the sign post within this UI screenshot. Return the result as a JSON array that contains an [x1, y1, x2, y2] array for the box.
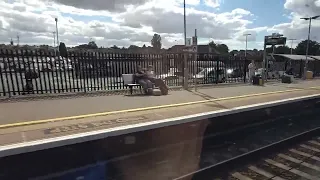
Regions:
[[182, 45, 197, 90], [263, 33, 287, 81], [182, 30, 198, 90], [193, 29, 198, 92]]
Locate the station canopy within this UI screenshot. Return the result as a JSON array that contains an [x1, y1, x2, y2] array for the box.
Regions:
[[273, 54, 316, 61], [310, 56, 320, 60]]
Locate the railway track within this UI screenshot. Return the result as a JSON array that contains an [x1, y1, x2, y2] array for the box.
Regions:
[[226, 137, 320, 180], [181, 128, 320, 180]]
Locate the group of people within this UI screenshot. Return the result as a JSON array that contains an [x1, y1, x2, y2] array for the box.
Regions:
[[135, 65, 168, 95]]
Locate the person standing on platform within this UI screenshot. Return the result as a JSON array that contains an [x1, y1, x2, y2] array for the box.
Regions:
[[248, 60, 256, 84]]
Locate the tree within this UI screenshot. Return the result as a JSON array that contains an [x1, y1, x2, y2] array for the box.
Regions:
[[59, 42, 68, 57], [295, 40, 320, 55], [208, 41, 216, 48], [275, 46, 291, 54], [128, 45, 139, 50], [142, 44, 146, 48], [111, 45, 120, 49], [216, 44, 229, 53], [88, 41, 98, 49], [151, 34, 162, 49]]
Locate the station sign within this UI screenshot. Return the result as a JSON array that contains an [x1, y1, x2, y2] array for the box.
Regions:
[[265, 35, 287, 46]]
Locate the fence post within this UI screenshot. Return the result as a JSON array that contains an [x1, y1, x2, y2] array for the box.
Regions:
[[243, 57, 247, 83], [183, 53, 188, 90], [215, 57, 219, 84], [0, 49, 6, 97]]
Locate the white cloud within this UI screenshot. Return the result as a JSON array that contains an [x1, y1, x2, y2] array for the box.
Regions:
[[0, 0, 266, 50], [42, 0, 151, 12], [267, 0, 320, 48], [204, 0, 222, 8]]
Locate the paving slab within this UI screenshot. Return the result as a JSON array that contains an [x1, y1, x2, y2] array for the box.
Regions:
[[1, 79, 320, 125], [0, 87, 319, 147]]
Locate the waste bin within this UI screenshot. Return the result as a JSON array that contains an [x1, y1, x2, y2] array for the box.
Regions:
[[306, 71, 313, 79], [252, 75, 264, 86]]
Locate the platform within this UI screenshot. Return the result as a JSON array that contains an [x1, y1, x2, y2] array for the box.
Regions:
[[0, 80, 320, 157]]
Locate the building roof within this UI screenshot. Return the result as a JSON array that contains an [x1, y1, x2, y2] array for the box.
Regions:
[[273, 54, 315, 61], [310, 56, 320, 60]]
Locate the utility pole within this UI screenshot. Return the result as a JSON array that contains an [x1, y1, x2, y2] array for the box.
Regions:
[[52, 32, 56, 47], [300, 15, 320, 79], [55, 18, 59, 52], [183, 0, 187, 45], [17, 33, 19, 46], [288, 38, 296, 54], [243, 33, 251, 58]]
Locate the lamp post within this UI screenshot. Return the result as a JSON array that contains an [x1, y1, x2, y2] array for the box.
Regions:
[[288, 38, 296, 54], [52, 31, 56, 47], [55, 18, 59, 52], [52, 31, 56, 56], [300, 15, 320, 79], [183, 0, 187, 45], [243, 33, 251, 57]]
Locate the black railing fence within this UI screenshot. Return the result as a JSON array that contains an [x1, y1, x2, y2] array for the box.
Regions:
[[3, 49, 309, 97]]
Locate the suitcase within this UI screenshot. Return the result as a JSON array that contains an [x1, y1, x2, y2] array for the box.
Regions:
[[153, 88, 162, 96], [252, 76, 260, 85], [281, 75, 292, 83]]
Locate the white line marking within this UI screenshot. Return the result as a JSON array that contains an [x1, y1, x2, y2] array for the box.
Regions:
[[265, 159, 318, 180], [231, 172, 253, 180], [0, 93, 319, 158], [248, 166, 286, 180]]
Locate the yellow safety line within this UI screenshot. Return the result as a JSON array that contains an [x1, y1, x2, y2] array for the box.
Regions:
[[1, 86, 320, 129]]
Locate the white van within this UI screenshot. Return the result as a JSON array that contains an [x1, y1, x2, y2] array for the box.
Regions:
[[193, 67, 226, 83]]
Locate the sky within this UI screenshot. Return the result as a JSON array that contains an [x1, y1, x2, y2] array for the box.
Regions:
[[0, 0, 319, 50]]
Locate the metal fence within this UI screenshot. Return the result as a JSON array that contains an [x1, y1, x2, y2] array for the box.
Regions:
[[0, 49, 250, 97]]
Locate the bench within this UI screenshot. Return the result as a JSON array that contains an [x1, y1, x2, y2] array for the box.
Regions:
[[122, 74, 142, 94]]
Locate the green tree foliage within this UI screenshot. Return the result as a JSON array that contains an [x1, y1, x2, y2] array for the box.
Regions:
[[76, 41, 98, 49], [128, 45, 139, 50], [266, 45, 291, 54], [111, 45, 120, 49], [88, 41, 98, 49], [151, 34, 162, 49], [216, 44, 229, 53], [208, 41, 229, 54], [208, 41, 216, 48], [295, 40, 320, 55]]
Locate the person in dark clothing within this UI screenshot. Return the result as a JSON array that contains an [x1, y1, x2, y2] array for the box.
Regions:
[[146, 65, 169, 95], [135, 65, 153, 95], [285, 67, 294, 75]]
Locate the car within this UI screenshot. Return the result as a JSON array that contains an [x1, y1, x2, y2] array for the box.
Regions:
[[156, 68, 180, 80], [226, 68, 244, 78], [193, 67, 226, 84]]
